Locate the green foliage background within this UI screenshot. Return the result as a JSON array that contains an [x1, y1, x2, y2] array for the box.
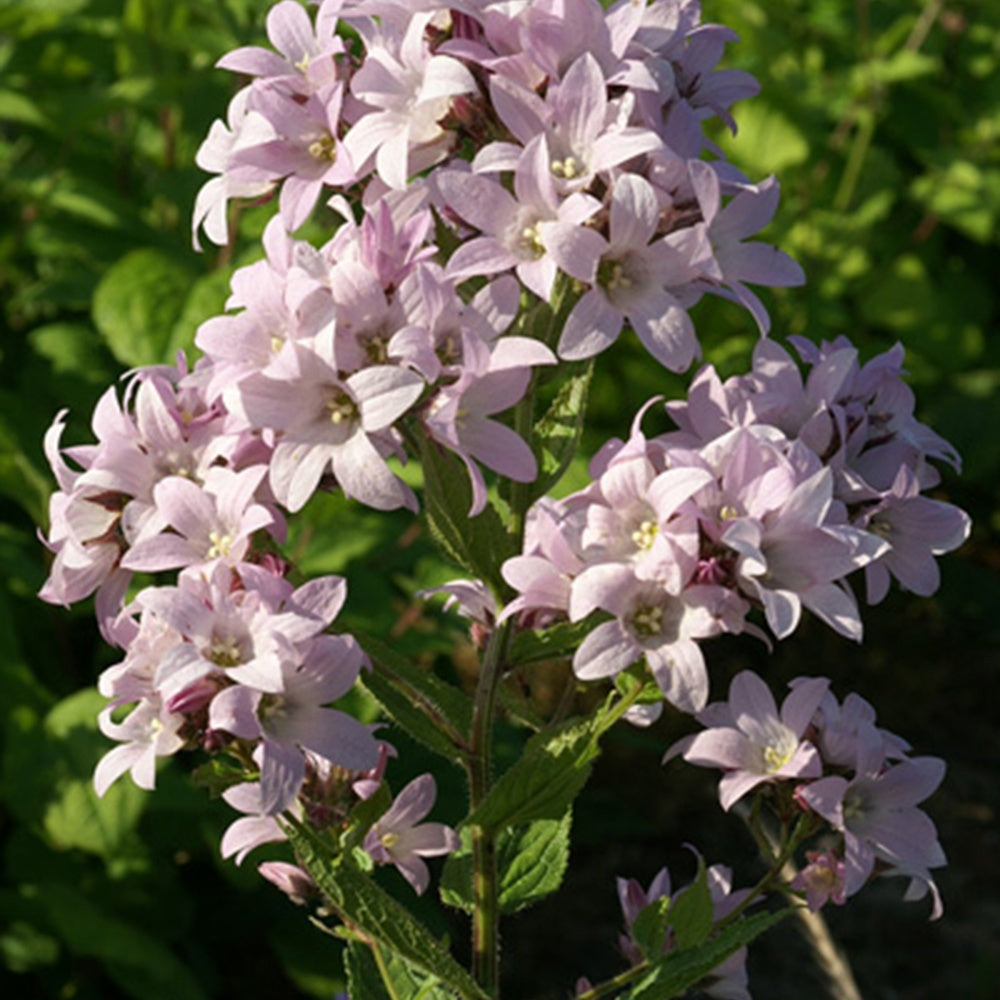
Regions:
[[1, 1, 997, 997]]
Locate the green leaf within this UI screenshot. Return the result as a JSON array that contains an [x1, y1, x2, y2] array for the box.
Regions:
[[92, 247, 197, 366], [667, 857, 713, 950], [623, 909, 790, 1000], [287, 822, 489, 1000], [509, 617, 601, 667], [717, 101, 809, 175], [497, 809, 571, 913], [416, 435, 516, 594], [36, 882, 209, 1000], [339, 782, 392, 854], [631, 897, 671, 962], [468, 693, 629, 832], [358, 633, 473, 765], [528, 360, 593, 502], [345, 938, 454, 1000], [440, 810, 572, 915]]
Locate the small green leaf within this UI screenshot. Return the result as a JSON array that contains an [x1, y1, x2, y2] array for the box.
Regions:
[[190, 756, 251, 798], [468, 693, 628, 832], [631, 896, 671, 962], [287, 822, 489, 1000], [667, 857, 713, 950], [623, 909, 790, 1000], [92, 247, 197, 366], [345, 939, 454, 1000], [359, 634, 472, 765], [416, 435, 516, 594], [529, 360, 593, 502], [440, 811, 572, 915]]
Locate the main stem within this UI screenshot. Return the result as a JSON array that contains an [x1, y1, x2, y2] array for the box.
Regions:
[[468, 616, 512, 996]]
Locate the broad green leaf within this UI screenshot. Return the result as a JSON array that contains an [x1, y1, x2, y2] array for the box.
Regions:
[[168, 266, 234, 359], [92, 247, 196, 367], [631, 897, 671, 962], [359, 633, 473, 765], [345, 938, 454, 1000], [468, 692, 631, 832], [0, 89, 47, 127], [0, 410, 50, 525], [0, 920, 59, 973], [36, 882, 209, 1000], [623, 909, 790, 1000], [286, 822, 489, 1000], [42, 689, 146, 859], [529, 360, 593, 502], [440, 810, 572, 915], [717, 101, 809, 175], [667, 858, 713, 950], [416, 435, 516, 594], [27, 321, 116, 385]]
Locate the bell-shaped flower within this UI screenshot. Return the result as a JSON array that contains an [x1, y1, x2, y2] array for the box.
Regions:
[[363, 774, 460, 895]]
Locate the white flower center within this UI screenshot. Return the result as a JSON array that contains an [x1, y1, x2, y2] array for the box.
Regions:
[[207, 531, 233, 559]]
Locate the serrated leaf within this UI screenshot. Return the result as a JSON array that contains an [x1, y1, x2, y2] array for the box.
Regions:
[[631, 897, 671, 962], [440, 811, 572, 915], [345, 939, 454, 1000], [509, 617, 600, 667], [529, 360, 593, 502], [623, 909, 790, 1000], [359, 634, 472, 765], [416, 436, 515, 594], [287, 822, 489, 1000], [468, 694, 628, 832], [497, 809, 571, 913], [667, 858, 713, 950], [92, 247, 196, 367]]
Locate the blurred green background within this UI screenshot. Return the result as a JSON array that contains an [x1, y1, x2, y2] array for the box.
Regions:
[[1, 1, 997, 998]]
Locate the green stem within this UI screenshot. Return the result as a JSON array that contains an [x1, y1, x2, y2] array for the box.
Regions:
[[467, 616, 513, 996]]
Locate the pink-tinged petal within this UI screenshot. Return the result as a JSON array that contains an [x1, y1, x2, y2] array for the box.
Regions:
[[381, 773, 436, 828], [780, 676, 830, 736], [260, 739, 306, 815], [397, 822, 460, 857], [489, 74, 547, 144], [728, 242, 805, 287], [394, 854, 431, 895], [280, 174, 323, 232], [435, 170, 517, 235], [716, 178, 781, 242], [375, 123, 411, 191], [120, 533, 196, 572], [288, 575, 346, 624], [209, 685, 261, 740], [683, 728, 754, 770], [718, 769, 769, 812], [558, 292, 624, 360], [342, 112, 401, 174], [798, 776, 848, 826], [446, 237, 521, 282], [419, 54, 477, 103], [628, 291, 698, 372], [217, 46, 291, 79], [688, 159, 721, 225], [266, 0, 315, 63], [542, 222, 606, 284], [331, 431, 417, 512], [646, 638, 708, 713], [220, 814, 285, 864], [609, 173, 659, 249], [460, 418, 536, 482], [350, 366, 425, 432], [760, 586, 801, 639], [153, 476, 215, 540], [800, 583, 863, 642], [270, 440, 332, 514], [568, 563, 637, 620], [875, 758, 946, 808], [590, 128, 663, 173], [729, 671, 779, 735], [647, 467, 715, 519], [558, 54, 606, 146], [93, 742, 144, 797], [517, 255, 558, 303], [573, 620, 637, 680], [285, 707, 379, 771]]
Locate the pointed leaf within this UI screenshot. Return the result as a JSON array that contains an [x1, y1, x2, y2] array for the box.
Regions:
[[417, 437, 516, 594], [529, 360, 593, 501], [667, 857, 713, 950], [623, 909, 791, 1000], [359, 634, 473, 765], [286, 822, 489, 1000]]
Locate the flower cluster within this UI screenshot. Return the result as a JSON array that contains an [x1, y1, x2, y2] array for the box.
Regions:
[[501, 337, 969, 716], [672, 670, 947, 917]]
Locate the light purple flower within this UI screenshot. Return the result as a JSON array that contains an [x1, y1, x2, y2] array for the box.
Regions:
[[363, 774, 460, 895], [678, 671, 829, 811]]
